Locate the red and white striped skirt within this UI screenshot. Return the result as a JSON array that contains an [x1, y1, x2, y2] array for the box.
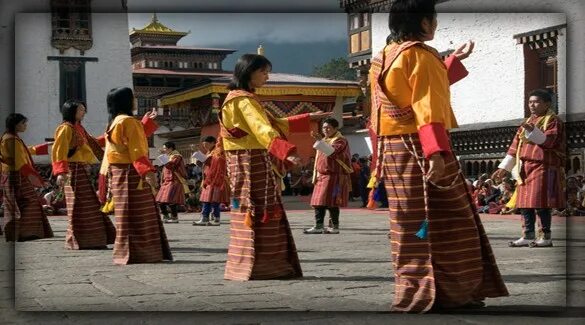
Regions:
[[310, 173, 350, 207], [224, 149, 302, 281], [63, 162, 115, 249], [110, 164, 173, 265], [381, 134, 508, 313], [516, 161, 565, 209], [2, 172, 53, 241]]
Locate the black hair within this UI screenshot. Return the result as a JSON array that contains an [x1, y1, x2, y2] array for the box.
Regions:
[[322, 117, 340, 129], [163, 141, 176, 150], [61, 99, 86, 124], [528, 89, 553, 103], [106, 87, 134, 124], [227, 54, 272, 92], [387, 0, 437, 44], [201, 135, 217, 143], [5, 113, 27, 134]]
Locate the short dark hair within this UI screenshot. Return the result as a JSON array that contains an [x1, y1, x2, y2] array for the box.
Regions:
[[322, 117, 340, 129], [528, 89, 553, 103], [201, 135, 217, 143], [61, 99, 86, 124], [163, 141, 176, 150], [227, 54, 272, 92], [387, 0, 437, 44], [5, 113, 27, 134], [107, 87, 134, 123]]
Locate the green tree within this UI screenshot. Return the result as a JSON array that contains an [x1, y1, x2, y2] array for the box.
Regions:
[[310, 57, 357, 81]]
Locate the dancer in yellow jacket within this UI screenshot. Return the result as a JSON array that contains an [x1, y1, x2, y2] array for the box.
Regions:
[[101, 87, 172, 265], [370, 0, 508, 312], [221, 53, 329, 280], [52, 100, 116, 249], [1, 113, 53, 241]]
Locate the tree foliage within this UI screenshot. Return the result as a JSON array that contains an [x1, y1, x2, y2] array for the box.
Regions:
[[310, 57, 357, 81]]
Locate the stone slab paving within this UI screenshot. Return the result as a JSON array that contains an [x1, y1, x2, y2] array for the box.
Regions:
[[1, 196, 584, 323]]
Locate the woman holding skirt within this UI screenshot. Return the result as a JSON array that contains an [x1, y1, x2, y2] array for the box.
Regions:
[[221, 53, 328, 280], [101, 87, 172, 265], [1, 113, 53, 241]]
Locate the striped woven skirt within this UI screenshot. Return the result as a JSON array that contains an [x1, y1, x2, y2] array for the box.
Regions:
[[155, 180, 185, 205], [64, 162, 116, 249], [110, 164, 173, 265], [199, 182, 229, 204], [310, 173, 350, 207], [224, 149, 302, 281], [381, 134, 508, 313], [516, 161, 564, 209], [2, 172, 53, 241]]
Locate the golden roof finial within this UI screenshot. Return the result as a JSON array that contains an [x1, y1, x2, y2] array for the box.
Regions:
[[152, 12, 158, 23], [257, 44, 264, 56]]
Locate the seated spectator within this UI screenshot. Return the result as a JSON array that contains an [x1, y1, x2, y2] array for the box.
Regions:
[[486, 179, 514, 214], [42, 187, 66, 215]]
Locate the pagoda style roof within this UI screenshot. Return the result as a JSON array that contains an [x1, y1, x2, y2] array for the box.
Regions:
[[130, 13, 188, 37], [160, 73, 362, 106], [131, 45, 236, 56]]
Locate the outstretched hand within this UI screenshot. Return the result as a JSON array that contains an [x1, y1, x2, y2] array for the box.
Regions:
[[309, 111, 332, 121], [144, 107, 158, 120], [453, 40, 475, 61]]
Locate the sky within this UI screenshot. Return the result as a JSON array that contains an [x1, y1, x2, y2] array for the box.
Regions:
[[126, 1, 350, 75]]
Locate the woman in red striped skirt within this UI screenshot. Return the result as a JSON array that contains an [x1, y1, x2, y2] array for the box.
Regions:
[[220, 53, 329, 280], [52, 100, 115, 249], [102, 87, 172, 265], [369, 0, 508, 313], [1, 113, 53, 241]]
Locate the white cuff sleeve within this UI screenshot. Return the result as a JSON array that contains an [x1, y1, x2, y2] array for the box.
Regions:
[[313, 140, 335, 157], [525, 127, 546, 145], [498, 154, 516, 172]]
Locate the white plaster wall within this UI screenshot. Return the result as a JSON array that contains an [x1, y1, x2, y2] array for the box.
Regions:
[[438, 0, 584, 120], [371, 13, 569, 126], [15, 10, 132, 163]]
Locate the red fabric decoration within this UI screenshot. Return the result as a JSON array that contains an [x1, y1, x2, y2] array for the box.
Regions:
[[52, 160, 69, 175], [33, 143, 49, 155], [141, 114, 159, 137], [445, 55, 469, 85], [132, 155, 155, 176], [268, 137, 296, 161], [287, 113, 311, 133], [418, 123, 452, 158]]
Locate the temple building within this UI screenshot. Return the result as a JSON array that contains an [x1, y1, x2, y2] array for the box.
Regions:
[[129, 13, 236, 156], [11, 0, 133, 164], [340, 0, 585, 178], [158, 63, 362, 162]]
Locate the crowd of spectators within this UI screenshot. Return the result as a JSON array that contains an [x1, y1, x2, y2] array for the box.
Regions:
[[2, 163, 583, 217]]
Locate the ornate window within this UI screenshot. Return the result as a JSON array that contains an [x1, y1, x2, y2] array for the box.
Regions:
[[51, 0, 92, 54], [514, 24, 564, 116], [348, 12, 371, 55]]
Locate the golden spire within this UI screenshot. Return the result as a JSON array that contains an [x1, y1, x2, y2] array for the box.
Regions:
[[130, 12, 188, 36], [257, 44, 264, 56]]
